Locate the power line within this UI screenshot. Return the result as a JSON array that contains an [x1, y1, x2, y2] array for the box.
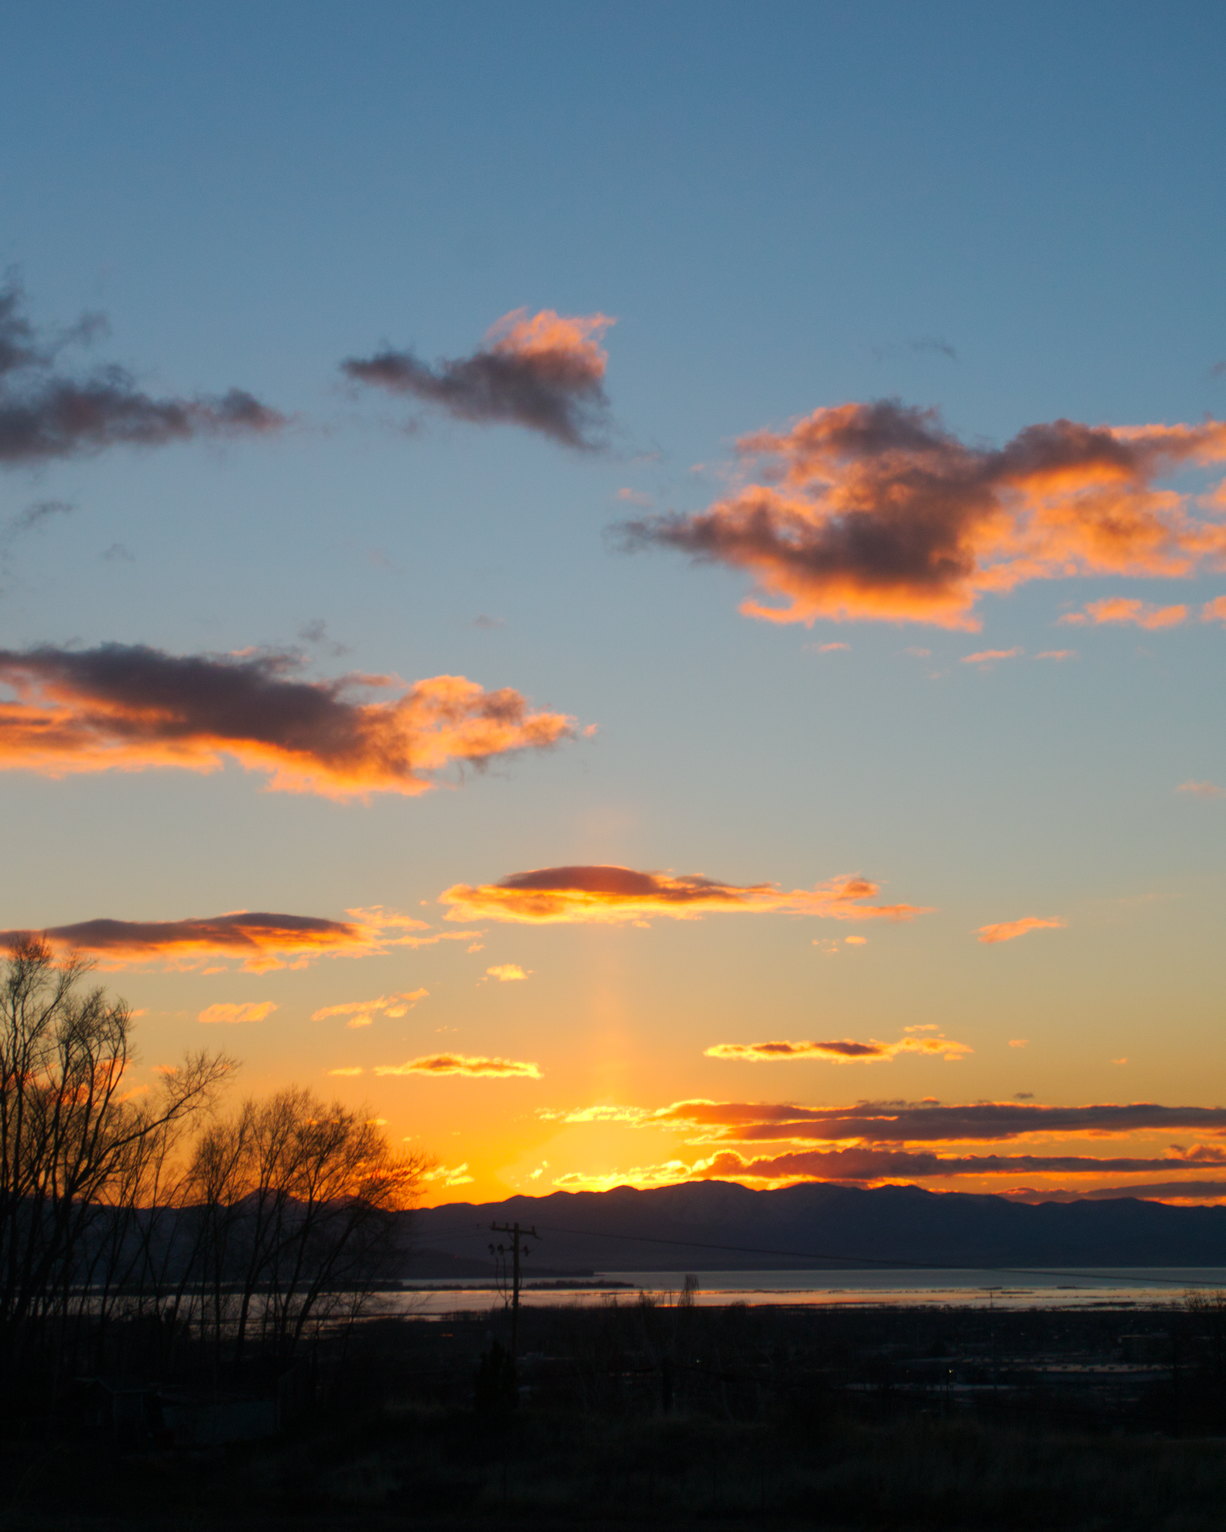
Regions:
[[489, 1221, 538, 1356]]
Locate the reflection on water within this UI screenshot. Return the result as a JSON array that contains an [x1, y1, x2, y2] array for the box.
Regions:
[[379, 1267, 1226, 1317]]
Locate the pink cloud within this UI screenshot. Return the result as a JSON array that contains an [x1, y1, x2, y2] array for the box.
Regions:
[[961, 647, 1023, 665], [975, 915, 1066, 945], [1178, 780, 1226, 799]]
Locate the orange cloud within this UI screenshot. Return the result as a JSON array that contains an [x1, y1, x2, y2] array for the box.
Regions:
[[440, 864, 932, 926], [1034, 649, 1076, 660], [342, 308, 614, 449], [552, 1162, 694, 1194], [484, 963, 531, 982], [197, 1000, 278, 1025], [420, 1162, 475, 1188], [620, 401, 1226, 629], [703, 1031, 972, 1064], [1202, 596, 1226, 622], [1058, 596, 1189, 629], [975, 915, 1066, 945], [326, 1066, 365, 1077], [0, 644, 578, 799], [537, 1104, 650, 1124], [1, 906, 436, 972], [373, 1053, 541, 1079], [311, 988, 429, 1028]]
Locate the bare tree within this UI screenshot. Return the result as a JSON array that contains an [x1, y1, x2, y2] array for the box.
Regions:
[[183, 1087, 430, 1367], [0, 937, 232, 1382]]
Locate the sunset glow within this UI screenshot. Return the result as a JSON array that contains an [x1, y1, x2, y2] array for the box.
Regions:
[[3, 1, 1224, 1220]]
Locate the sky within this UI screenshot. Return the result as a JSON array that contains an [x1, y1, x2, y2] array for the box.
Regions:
[[1, 0, 1224, 1208]]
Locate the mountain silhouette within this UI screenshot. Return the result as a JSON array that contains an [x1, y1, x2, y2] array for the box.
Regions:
[[407, 1180, 1226, 1274]]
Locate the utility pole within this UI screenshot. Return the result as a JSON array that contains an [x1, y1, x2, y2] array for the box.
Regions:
[[489, 1221, 539, 1359]]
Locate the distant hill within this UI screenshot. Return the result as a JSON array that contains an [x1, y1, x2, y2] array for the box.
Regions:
[[405, 1180, 1226, 1275]]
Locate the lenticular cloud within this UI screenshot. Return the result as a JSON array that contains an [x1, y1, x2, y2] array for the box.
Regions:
[[621, 399, 1226, 629], [440, 864, 931, 925], [0, 643, 578, 798]]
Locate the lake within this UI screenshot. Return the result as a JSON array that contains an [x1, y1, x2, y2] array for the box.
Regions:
[[382, 1266, 1226, 1316]]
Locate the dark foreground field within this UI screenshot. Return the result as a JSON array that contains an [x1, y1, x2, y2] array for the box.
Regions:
[[5, 1297, 1226, 1531]]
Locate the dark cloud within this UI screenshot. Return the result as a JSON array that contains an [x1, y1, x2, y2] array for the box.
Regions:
[[911, 337, 958, 361], [0, 282, 45, 376], [655, 1099, 1226, 1144], [342, 308, 614, 449], [619, 399, 1226, 629], [0, 279, 286, 465], [0, 642, 578, 798], [9, 499, 76, 536], [0, 500, 79, 595], [296, 619, 349, 657], [1015, 1180, 1226, 1203], [697, 1146, 1226, 1184]]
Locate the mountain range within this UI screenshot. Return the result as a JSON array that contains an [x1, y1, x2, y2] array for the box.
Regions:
[[405, 1181, 1226, 1276]]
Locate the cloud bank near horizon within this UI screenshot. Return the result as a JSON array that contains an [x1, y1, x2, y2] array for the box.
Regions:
[[543, 1095, 1226, 1194], [440, 865, 932, 926], [0, 643, 578, 798], [620, 399, 1226, 629], [343, 308, 614, 449], [651, 1098, 1226, 1145], [682, 1142, 1226, 1187]]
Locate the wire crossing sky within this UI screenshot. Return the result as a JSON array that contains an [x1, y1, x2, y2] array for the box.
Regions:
[[1, 0, 1224, 1205]]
